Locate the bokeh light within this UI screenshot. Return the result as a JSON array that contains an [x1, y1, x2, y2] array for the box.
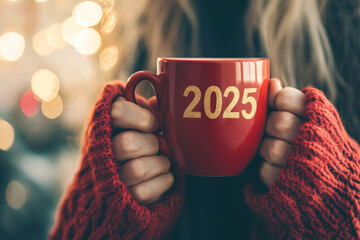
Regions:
[[0, 32, 25, 61], [99, 46, 118, 71], [75, 28, 101, 55], [31, 69, 60, 102], [101, 12, 117, 35], [0, 0, 119, 238], [0, 120, 15, 151], [5, 180, 27, 209], [46, 23, 66, 49], [20, 90, 41, 117], [41, 95, 63, 119], [33, 29, 53, 56], [74, 1, 103, 27], [62, 17, 84, 47]]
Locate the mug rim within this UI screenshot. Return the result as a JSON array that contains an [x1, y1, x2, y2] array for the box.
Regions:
[[158, 57, 269, 62]]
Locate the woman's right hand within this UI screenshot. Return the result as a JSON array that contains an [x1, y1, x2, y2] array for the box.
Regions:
[[111, 97, 174, 205]]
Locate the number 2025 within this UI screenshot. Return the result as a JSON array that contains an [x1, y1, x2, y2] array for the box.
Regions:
[[183, 86, 257, 120]]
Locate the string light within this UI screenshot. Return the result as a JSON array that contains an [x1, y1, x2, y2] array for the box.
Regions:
[[74, 1, 103, 27], [20, 90, 41, 117], [99, 46, 118, 71], [5, 180, 26, 209], [31, 69, 60, 102], [101, 12, 117, 35], [33, 29, 53, 56], [0, 120, 15, 151], [41, 95, 63, 119], [62, 17, 85, 47], [0, 32, 25, 62], [75, 28, 101, 55], [46, 23, 66, 49]]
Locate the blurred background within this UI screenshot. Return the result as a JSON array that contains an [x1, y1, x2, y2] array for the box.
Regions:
[[0, 0, 122, 239]]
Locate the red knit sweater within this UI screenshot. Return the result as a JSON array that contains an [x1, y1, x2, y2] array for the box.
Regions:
[[49, 81, 360, 239]]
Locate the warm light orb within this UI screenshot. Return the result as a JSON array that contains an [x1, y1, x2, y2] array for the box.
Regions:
[[62, 17, 85, 46], [33, 29, 53, 56], [41, 95, 63, 119], [31, 69, 60, 102], [99, 46, 118, 71], [0, 120, 15, 151], [46, 23, 65, 49], [0, 32, 25, 61], [74, 1, 103, 27], [75, 28, 101, 55], [20, 90, 41, 117], [101, 12, 117, 35], [5, 180, 26, 209]]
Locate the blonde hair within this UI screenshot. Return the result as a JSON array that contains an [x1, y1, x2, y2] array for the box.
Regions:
[[115, 0, 198, 80], [247, 0, 344, 101], [114, 0, 345, 101]]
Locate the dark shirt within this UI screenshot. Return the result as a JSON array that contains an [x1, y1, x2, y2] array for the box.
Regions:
[[170, 1, 255, 240], [196, 0, 250, 58]]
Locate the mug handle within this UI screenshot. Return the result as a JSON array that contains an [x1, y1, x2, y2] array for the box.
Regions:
[[125, 71, 171, 157]]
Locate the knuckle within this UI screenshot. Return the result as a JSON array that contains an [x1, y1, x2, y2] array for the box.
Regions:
[[111, 99, 125, 120], [268, 140, 285, 162], [276, 87, 295, 110], [149, 134, 159, 152], [271, 112, 285, 133], [138, 110, 155, 130], [259, 162, 270, 183], [160, 156, 171, 171], [259, 162, 277, 187], [128, 159, 147, 179], [132, 185, 151, 203], [165, 172, 175, 187], [117, 131, 139, 154], [273, 112, 293, 133]]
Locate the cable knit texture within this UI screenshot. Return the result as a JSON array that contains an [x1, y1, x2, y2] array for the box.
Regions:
[[50, 82, 360, 239], [244, 87, 360, 239], [49, 81, 184, 240]]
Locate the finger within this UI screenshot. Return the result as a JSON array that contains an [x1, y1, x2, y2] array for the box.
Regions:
[[259, 161, 281, 188], [119, 155, 171, 187], [266, 111, 302, 143], [129, 172, 174, 204], [111, 97, 157, 132], [113, 131, 159, 161], [259, 138, 293, 167], [268, 78, 283, 109], [275, 87, 305, 117]]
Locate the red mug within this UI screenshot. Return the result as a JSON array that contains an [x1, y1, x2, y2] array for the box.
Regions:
[[125, 58, 270, 176]]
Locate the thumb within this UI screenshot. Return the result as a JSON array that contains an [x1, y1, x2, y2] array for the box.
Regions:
[[268, 78, 282, 109]]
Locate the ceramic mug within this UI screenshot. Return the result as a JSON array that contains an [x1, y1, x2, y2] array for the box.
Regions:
[[125, 58, 270, 176]]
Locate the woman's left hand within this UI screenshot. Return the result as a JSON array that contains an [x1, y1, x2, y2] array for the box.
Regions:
[[259, 78, 305, 188]]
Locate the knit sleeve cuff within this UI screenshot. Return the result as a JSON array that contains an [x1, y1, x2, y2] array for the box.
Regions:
[[51, 81, 183, 239], [244, 87, 360, 239]]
